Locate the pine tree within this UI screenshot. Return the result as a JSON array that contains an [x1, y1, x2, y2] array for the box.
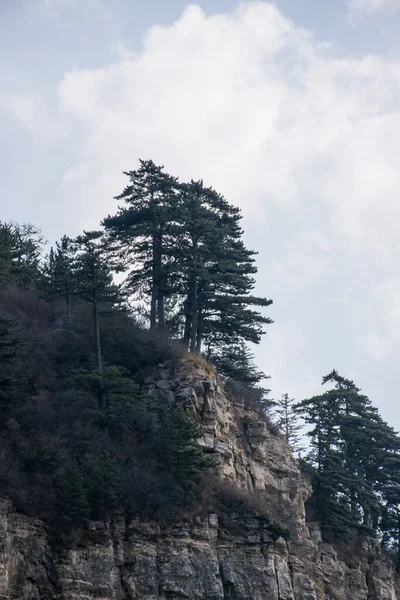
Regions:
[[104, 162, 273, 353], [297, 370, 400, 535], [158, 407, 217, 494], [167, 179, 273, 354], [0, 222, 14, 282], [103, 160, 178, 329], [72, 365, 145, 434], [297, 371, 361, 532], [74, 231, 121, 375], [43, 236, 76, 326], [175, 179, 219, 351], [0, 221, 44, 288], [214, 342, 273, 417], [275, 393, 303, 454], [212, 341, 264, 383], [379, 457, 400, 573]]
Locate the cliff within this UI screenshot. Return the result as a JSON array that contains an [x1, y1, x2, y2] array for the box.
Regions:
[[0, 357, 398, 600]]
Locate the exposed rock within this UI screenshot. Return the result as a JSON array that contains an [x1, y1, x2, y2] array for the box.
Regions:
[[0, 359, 398, 599]]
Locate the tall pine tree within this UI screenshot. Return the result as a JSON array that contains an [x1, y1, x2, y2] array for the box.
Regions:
[[103, 160, 178, 329], [167, 178, 273, 354], [74, 231, 121, 375], [297, 370, 400, 536], [275, 393, 303, 454], [0, 221, 44, 288], [104, 162, 273, 355], [43, 235, 76, 327]]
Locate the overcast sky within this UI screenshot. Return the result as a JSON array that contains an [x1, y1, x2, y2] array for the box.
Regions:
[[2, 0, 400, 426]]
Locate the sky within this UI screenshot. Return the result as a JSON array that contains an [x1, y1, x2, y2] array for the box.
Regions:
[[2, 0, 400, 426]]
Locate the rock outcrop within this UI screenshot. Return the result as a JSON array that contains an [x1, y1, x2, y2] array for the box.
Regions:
[[0, 356, 398, 599]]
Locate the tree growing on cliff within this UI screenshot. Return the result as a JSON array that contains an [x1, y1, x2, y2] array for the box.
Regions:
[[42, 235, 76, 326], [297, 371, 372, 532], [157, 406, 217, 496], [297, 370, 400, 537], [103, 159, 179, 329], [0, 221, 44, 288], [275, 393, 303, 454], [74, 231, 122, 374], [104, 162, 273, 357], [217, 341, 274, 418], [380, 461, 400, 574], [169, 179, 273, 354]]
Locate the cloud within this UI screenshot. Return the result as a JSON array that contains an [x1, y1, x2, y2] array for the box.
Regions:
[[356, 279, 400, 362], [0, 92, 63, 138], [271, 229, 331, 291], [347, 0, 400, 20], [54, 1, 400, 406], [254, 319, 320, 401], [57, 3, 400, 252]]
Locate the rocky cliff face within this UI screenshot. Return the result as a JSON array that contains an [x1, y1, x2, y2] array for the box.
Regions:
[[0, 357, 398, 600]]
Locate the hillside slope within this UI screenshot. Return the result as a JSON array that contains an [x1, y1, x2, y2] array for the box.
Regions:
[[0, 359, 398, 600]]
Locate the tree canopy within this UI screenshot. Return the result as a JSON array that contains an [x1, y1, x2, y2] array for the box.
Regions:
[[297, 370, 400, 569], [103, 160, 272, 367]]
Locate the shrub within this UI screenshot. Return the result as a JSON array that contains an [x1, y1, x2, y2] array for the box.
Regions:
[[225, 378, 276, 421], [201, 477, 290, 541]]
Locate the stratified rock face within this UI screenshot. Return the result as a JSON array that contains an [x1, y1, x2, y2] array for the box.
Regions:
[[0, 357, 398, 599], [0, 499, 56, 600]]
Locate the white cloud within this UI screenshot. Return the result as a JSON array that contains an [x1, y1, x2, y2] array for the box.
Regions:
[[348, 0, 400, 21], [53, 1, 400, 408], [0, 92, 63, 138], [254, 320, 319, 401], [357, 279, 400, 361], [271, 229, 331, 291], [57, 3, 400, 252]]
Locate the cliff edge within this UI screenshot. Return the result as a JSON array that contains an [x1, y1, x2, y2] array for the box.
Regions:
[[0, 357, 397, 600]]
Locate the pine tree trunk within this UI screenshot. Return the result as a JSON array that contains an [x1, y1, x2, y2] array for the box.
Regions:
[[285, 419, 290, 445], [158, 292, 165, 329], [363, 508, 370, 527], [66, 292, 71, 333], [195, 309, 202, 352], [156, 233, 165, 329], [93, 300, 103, 376], [150, 286, 157, 329], [183, 312, 191, 349], [150, 236, 157, 329], [189, 245, 198, 353], [189, 296, 198, 353], [196, 329, 202, 353], [152, 232, 164, 329], [195, 337, 201, 353]]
